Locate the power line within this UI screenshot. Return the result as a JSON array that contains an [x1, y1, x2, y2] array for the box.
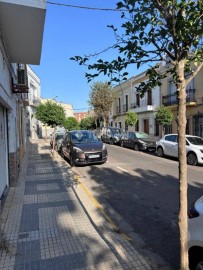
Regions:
[[47, 1, 127, 12]]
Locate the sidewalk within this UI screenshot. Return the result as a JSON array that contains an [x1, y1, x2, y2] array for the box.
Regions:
[[0, 139, 170, 270]]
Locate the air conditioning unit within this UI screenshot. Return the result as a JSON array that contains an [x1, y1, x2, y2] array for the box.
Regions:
[[12, 64, 29, 93], [17, 64, 27, 86]]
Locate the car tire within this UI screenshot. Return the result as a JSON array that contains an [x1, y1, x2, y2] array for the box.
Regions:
[[187, 152, 198, 166], [157, 147, 164, 157], [70, 155, 75, 167], [60, 149, 64, 159], [134, 144, 139, 151], [120, 141, 124, 147]]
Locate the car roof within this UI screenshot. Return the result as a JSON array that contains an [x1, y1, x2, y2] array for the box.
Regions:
[[164, 134, 201, 138]]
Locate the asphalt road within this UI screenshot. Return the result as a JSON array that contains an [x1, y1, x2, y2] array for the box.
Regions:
[[73, 144, 203, 269]]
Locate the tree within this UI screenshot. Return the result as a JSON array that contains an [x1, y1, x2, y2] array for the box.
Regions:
[[88, 82, 115, 127], [125, 112, 138, 128], [63, 117, 79, 131], [156, 107, 173, 136], [71, 1, 203, 268], [80, 116, 96, 130], [35, 101, 65, 151]]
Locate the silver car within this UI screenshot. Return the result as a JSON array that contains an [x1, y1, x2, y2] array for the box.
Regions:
[[156, 134, 203, 166]]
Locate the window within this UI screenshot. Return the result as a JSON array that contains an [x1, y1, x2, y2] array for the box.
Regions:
[[136, 93, 140, 107], [165, 135, 177, 142], [147, 90, 152, 105]]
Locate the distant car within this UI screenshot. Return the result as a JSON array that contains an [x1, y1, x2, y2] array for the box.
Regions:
[[156, 134, 203, 166], [60, 130, 108, 166], [50, 132, 65, 152], [101, 127, 123, 145], [188, 195, 203, 269], [120, 131, 156, 152]]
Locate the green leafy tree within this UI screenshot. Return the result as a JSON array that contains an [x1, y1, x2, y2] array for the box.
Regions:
[[156, 107, 173, 136], [89, 82, 115, 127], [35, 101, 65, 151], [125, 112, 138, 128], [71, 1, 203, 268], [80, 116, 96, 130], [64, 117, 79, 131]]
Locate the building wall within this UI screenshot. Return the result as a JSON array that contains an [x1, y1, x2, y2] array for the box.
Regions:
[[110, 72, 160, 139], [160, 66, 203, 137], [26, 65, 42, 139], [74, 112, 88, 122]]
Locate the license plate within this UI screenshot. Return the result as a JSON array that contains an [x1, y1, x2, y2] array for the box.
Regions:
[[89, 154, 100, 158]]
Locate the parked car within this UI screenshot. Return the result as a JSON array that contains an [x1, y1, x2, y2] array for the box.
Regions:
[[188, 195, 203, 269], [156, 134, 203, 166], [120, 131, 156, 152], [60, 130, 108, 166], [101, 127, 123, 145], [50, 132, 65, 151]]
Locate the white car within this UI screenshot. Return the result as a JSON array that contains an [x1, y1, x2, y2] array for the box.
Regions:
[[156, 134, 203, 166], [188, 196, 203, 269]]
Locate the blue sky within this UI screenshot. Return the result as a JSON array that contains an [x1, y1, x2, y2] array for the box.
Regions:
[[31, 1, 145, 112]]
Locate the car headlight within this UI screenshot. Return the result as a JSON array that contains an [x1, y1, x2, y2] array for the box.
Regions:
[[73, 147, 83, 153], [200, 149, 203, 153], [102, 144, 106, 151]]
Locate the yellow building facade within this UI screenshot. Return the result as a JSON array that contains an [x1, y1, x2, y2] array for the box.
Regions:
[[160, 67, 203, 137]]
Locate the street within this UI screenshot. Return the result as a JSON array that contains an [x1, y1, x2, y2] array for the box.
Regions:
[[72, 144, 203, 269]]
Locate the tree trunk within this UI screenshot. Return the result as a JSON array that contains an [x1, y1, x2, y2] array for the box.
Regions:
[[177, 60, 189, 270]]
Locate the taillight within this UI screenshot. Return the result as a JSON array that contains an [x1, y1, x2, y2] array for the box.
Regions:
[[188, 204, 199, 219]]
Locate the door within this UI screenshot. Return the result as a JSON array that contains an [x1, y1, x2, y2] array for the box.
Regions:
[[0, 106, 8, 198], [143, 119, 149, 134], [163, 135, 178, 157]]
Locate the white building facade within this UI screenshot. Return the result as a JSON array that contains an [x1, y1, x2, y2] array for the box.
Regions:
[[110, 71, 161, 140], [0, 0, 46, 198]]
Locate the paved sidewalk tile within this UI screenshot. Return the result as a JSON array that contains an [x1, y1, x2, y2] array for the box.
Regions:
[[0, 140, 158, 270]]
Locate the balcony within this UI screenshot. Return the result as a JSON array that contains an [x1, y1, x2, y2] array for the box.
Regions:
[[123, 104, 129, 113], [29, 96, 41, 106], [0, 0, 46, 64], [116, 106, 121, 114], [162, 89, 196, 106]]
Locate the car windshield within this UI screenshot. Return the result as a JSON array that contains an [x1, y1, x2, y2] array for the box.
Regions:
[[135, 132, 151, 139], [186, 136, 203, 145], [71, 131, 100, 144], [111, 129, 122, 135]]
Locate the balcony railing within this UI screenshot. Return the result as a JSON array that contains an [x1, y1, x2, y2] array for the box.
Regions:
[[30, 96, 41, 106], [162, 89, 196, 106], [116, 106, 121, 114], [123, 104, 129, 112], [131, 100, 153, 109]]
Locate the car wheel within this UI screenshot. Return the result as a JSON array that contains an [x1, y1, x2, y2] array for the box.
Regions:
[[70, 155, 75, 167], [134, 144, 139, 151], [187, 152, 198, 166], [120, 141, 124, 147], [157, 147, 164, 157], [60, 149, 64, 159]]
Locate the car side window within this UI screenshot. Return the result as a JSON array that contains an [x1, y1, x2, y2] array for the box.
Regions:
[[165, 135, 177, 142], [107, 129, 111, 136]]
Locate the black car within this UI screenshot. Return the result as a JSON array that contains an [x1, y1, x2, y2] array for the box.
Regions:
[[120, 131, 156, 152], [60, 130, 108, 166], [101, 127, 123, 145]]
